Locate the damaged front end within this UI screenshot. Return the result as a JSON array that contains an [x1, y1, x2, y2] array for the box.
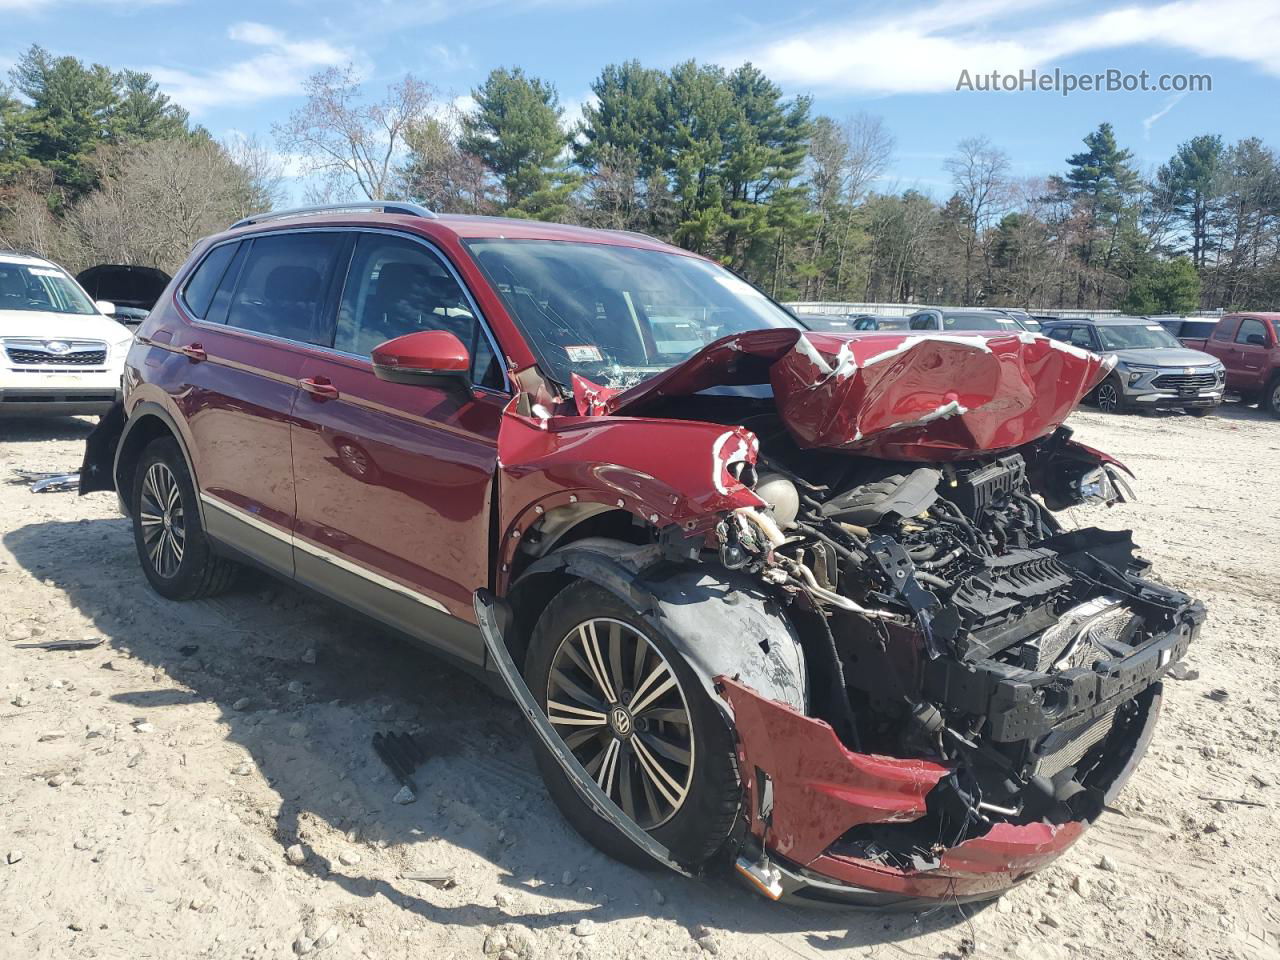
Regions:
[[482, 328, 1204, 907]]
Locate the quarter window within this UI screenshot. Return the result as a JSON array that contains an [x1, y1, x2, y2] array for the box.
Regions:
[[225, 232, 344, 345], [181, 242, 239, 319], [336, 234, 503, 388]]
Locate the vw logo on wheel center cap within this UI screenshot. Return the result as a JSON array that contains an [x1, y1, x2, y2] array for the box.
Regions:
[[609, 705, 634, 738]]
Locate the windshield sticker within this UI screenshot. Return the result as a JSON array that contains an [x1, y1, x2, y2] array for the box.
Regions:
[[565, 344, 603, 363], [28, 267, 64, 278], [1145, 325, 1164, 331]]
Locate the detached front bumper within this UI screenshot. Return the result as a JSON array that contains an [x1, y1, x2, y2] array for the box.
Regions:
[[722, 677, 1106, 906]]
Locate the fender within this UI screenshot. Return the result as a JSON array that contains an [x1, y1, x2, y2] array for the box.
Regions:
[[79, 399, 206, 526], [503, 538, 808, 717]]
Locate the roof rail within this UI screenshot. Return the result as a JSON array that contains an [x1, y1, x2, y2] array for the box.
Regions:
[[230, 201, 438, 230]]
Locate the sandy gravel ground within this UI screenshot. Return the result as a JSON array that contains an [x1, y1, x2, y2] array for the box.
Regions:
[[2, 404, 1279, 960]]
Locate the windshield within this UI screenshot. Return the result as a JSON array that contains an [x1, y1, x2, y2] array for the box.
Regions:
[[1096, 323, 1182, 350], [0, 261, 97, 315], [943, 312, 1023, 332], [464, 239, 801, 389]]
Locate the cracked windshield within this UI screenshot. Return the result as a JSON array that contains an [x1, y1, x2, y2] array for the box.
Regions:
[[465, 238, 801, 389]]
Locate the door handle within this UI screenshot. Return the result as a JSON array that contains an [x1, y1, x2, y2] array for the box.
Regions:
[[181, 343, 207, 362], [299, 376, 339, 400]]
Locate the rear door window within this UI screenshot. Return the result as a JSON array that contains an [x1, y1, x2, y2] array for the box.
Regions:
[[182, 242, 240, 319], [909, 313, 934, 330], [225, 232, 344, 345]]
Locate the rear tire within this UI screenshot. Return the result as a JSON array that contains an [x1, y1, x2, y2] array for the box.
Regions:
[[131, 437, 238, 600], [524, 579, 741, 869]]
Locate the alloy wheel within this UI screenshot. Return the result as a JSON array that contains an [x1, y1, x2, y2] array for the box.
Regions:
[[139, 462, 186, 579], [1271, 382, 1280, 414], [337, 442, 370, 477], [546, 617, 695, 830], [1097, 382, 1121, 413]]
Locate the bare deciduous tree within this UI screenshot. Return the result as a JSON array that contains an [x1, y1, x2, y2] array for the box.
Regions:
[[275, 66, 439, 201], [224, 133, 287, 212], [834, 113, 895, 293], [945, 135, 1011, 303], [62, 138, 265, 272], [399, 107, 496, 215]]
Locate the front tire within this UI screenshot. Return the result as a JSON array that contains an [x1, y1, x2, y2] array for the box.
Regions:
[[1095, 377, 1127, 414], [524, 580, 741, 869], [1266, 376, 1280, 419], [132, 437, 238, 600]]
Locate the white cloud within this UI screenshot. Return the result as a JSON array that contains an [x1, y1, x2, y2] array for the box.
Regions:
[[732, 0, 1280, 95], [427, 42, 472, 72], [148, 22, 351, 113], [1142, 91, 1188, 138], [558, 91, 598, 133]]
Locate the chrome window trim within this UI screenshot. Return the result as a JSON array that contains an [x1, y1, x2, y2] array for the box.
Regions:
[[179, 225, 511, 394]]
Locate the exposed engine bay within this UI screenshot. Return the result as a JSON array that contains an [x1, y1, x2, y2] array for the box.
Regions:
[[481, 327, 1206, 901], [642, 388, 1204, 873]]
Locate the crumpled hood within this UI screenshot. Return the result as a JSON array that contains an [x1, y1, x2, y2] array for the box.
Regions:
[[572, 328, 1115, 461]]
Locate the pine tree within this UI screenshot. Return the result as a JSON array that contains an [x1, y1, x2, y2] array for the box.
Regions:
[[460, 67, 575, 218]]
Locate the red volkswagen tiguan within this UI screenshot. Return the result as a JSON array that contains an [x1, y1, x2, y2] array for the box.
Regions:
[[82, 202, 1202, 906]]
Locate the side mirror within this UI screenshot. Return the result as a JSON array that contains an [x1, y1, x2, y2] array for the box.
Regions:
[[371, 330, 471, 389], [95, 300, 116, 316], [1246, 333, 1268, 347]]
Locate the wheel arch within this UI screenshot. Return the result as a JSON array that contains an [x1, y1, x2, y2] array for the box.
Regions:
[[114, 403, 203, 524], [500, 538, 808, 716]]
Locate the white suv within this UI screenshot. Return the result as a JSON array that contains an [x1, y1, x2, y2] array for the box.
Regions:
[[1, 251, 135, 417]]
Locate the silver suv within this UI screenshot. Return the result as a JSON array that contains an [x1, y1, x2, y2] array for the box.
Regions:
[[1043, 316, 1225, 415]]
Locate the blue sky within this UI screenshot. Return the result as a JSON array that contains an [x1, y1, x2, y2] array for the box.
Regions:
[[4, 0, 1279, 199]]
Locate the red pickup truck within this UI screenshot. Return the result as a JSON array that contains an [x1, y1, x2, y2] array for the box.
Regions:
[[1202, 313, 1280, 416]]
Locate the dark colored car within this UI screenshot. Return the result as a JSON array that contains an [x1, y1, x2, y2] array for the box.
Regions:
[[1201, 312, 1280, 416], [76, 264, 172, 328], [81, 203, 1203, 906], [1042, 316, 1224, 415], [1152, 316, 1220, 351]]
